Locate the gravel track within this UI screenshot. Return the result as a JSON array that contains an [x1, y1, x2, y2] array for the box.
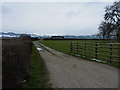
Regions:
[[33, 41, 118, 88]]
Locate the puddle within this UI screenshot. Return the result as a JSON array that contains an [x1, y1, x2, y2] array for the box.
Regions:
[[37, 48, 42, 51]]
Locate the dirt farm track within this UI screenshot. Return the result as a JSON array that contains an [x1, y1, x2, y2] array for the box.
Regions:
[[34, 41, 118, 88]]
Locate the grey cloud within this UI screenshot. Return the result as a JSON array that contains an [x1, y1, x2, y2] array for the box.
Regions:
[[2, 4, 11, 14], [66, 11, 80, 17], [2, 2, 112, 35]]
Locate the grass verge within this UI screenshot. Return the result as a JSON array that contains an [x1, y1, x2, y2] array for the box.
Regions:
[[24, 44, 50, 88]]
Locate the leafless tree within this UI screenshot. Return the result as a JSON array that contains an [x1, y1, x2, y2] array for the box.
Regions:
[[98, 1, 120, 40]]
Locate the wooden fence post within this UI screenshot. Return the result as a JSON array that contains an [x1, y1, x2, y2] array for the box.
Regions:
[[77, 41, 79, 55], [109, 43, 112, 63], [84, 43, 86, 57], [95, 42, 98, 59], [70, 41, 73, 54]]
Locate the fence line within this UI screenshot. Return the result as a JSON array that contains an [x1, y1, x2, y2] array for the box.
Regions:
[[70, 41, 120, 63]]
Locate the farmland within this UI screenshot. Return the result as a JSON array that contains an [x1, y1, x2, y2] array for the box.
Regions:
[[40, 40, 120, 67], [40, 40, 71, 54], [40, 40, 118, 54]]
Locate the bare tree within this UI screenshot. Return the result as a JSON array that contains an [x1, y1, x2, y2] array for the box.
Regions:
[[98, 1, 120, 40], [98, 21, 107, 39], [98, 21, 116, 39]]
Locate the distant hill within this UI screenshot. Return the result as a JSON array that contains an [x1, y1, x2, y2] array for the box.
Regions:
[[0, 32, 101, 39], [0, 32, 40, 38]]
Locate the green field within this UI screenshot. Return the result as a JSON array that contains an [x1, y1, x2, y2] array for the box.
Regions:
[[40, 40, 71, 54], [40, 40, 120, 67], [40, 40, 118, 54]]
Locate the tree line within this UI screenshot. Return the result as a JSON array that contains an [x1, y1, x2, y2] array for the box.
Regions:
[[98, 1, 120, 41]]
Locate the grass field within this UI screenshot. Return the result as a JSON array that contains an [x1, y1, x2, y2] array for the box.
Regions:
[[40, 40, 120, 67], [40, 40, 71, 54], [40, 40, 118, 54]]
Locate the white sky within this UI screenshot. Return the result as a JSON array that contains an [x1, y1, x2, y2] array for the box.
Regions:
[[1, 2, 113, 35], [1, 0, 116, 2]]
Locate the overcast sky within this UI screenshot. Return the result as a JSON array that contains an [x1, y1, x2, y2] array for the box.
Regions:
[[1, 2, 112, 35]]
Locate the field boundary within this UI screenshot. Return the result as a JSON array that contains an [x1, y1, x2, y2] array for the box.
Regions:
[[70, 41, 120, 67]]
